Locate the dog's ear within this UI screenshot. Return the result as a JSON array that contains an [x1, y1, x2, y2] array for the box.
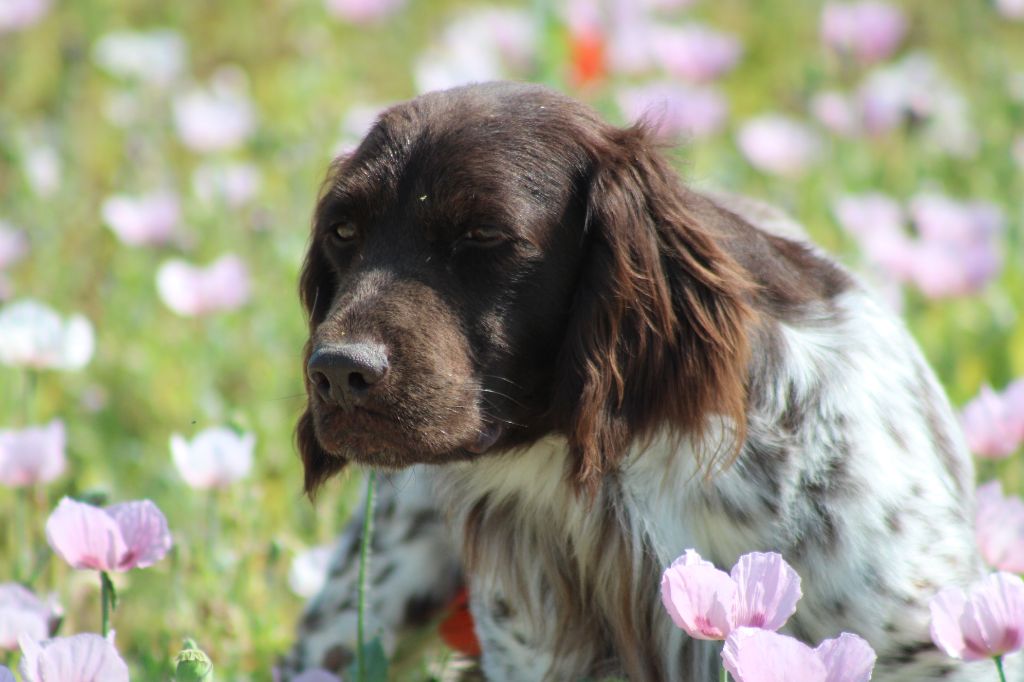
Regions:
[[296, 162, 349, 498], [554, 124, 754, 495], [296, 403, 346, 498]]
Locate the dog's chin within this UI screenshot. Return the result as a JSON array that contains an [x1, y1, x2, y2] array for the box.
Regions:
[[311, 405, 505, 469]]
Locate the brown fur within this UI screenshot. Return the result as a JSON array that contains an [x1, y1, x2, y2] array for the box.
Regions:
[[297, 82, 760, 500]]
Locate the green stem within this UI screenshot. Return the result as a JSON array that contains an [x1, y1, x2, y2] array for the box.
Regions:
[[14, 487, 30, 582], [355, 470, 377, 682], [206, 489, 220, 553], [100, 571, 114, 636], [995, 655, 1007, 682], [720, 663, 729, 682], [23, 368, 37, 424]]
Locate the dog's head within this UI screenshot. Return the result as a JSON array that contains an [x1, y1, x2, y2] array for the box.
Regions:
[[298, 82, 753, 496]]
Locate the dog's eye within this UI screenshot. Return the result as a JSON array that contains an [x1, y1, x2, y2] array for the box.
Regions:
[[331, 222, 359, 242], [462, 226, 506, 247]]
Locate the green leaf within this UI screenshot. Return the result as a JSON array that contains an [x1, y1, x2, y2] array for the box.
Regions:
[[345, 638, 388, 682]]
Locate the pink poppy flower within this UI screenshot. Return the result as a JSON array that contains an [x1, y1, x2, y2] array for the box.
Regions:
[[45, 497, 172, 572], [101, 190, 180, 247], [821, 1, 906, 65], [0, 665, 12, 682], [156, 254, 251, 317], [0, 420, 66, 487], [997, 0, 1024, 19], [616, 83, 728, 138], [930, 572, 1024, 661], [810, 91, 860, 137], [0, 222, 28, 270], [723, 628, 876, 682], [910, 194, 1003, 245], [661, 549, 801, 640], [976, 481, 1024, 573], [909, 239, 1000, 299], [0, 0, 50, 33], [19, 632, 128, 682], [171, 427, 255, 489], [173, 68, 256, 153], [0, 584, 56, 651], [650, 23, 742, 83], [0, 299, 94, 371], [737, 115, 823, 178], [324, 0, 405, 23], [960, 385, 1024, 459]]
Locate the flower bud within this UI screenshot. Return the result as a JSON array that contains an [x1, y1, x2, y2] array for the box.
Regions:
[[175, 639, 214, 681]]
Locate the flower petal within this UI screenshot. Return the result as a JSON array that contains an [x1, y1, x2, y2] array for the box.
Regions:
[[815, 632, 877, 682], [723, 627, 826, 682], [19, 633, 129, 682], [45, 498, 127, 572], [661, 551, 737, 639], [730, 551, 802, 631], [930, 585, 970, 659], [105, 500, 172, 570]]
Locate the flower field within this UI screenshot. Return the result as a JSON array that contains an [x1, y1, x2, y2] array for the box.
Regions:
[[1, 0, 1023, 679]]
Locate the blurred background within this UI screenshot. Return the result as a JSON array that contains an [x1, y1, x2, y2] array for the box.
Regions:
[[0, 0, 1022, 679]]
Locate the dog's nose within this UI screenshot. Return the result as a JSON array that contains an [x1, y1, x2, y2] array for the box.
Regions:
[[307, 342, 390, 404]]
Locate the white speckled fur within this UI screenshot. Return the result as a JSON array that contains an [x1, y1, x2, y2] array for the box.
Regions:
[[285, 203, 1013, 681]]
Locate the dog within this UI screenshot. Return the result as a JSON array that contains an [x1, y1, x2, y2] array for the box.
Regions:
[[281, 81, 991, 680]]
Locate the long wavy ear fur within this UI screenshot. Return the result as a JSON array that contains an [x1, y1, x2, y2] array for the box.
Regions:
[[296, 161, 349, 498], [554, 124, 754, 495]]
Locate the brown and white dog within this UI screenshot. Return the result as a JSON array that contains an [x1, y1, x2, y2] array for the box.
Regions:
[[281, 82, 993, 681]]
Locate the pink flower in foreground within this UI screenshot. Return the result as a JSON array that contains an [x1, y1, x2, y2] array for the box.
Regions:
[[0, 222, 28, 269], [930, 572, 1024, 661], [661, 550, 737, 639], [19, 632, 128, 682], [173, 68, 256, 153], [46, 497, 172, 572], [101, 190, 180, 247], [0, 299, 94, 371], [324, 0, 405, 23], [976, 481, 1024, 573], [0, 584, 56, 651], [723, 628, 876, 682], [650, 23, 742, 83], [821, 1, 906, 65], [171, 427, 255, 489], [737, 115, 822, 178], [0, 0, 50, 33], [661, 550, 801, 640], [156, 254, 251, 316], [960, 384, 1024, 459], [0, 665, 12, 682], [616, 82, 728, 139], [0, 420, 66, 487]]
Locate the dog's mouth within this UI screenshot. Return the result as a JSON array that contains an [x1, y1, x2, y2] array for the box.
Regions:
[[310, 397, 504, 466]]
